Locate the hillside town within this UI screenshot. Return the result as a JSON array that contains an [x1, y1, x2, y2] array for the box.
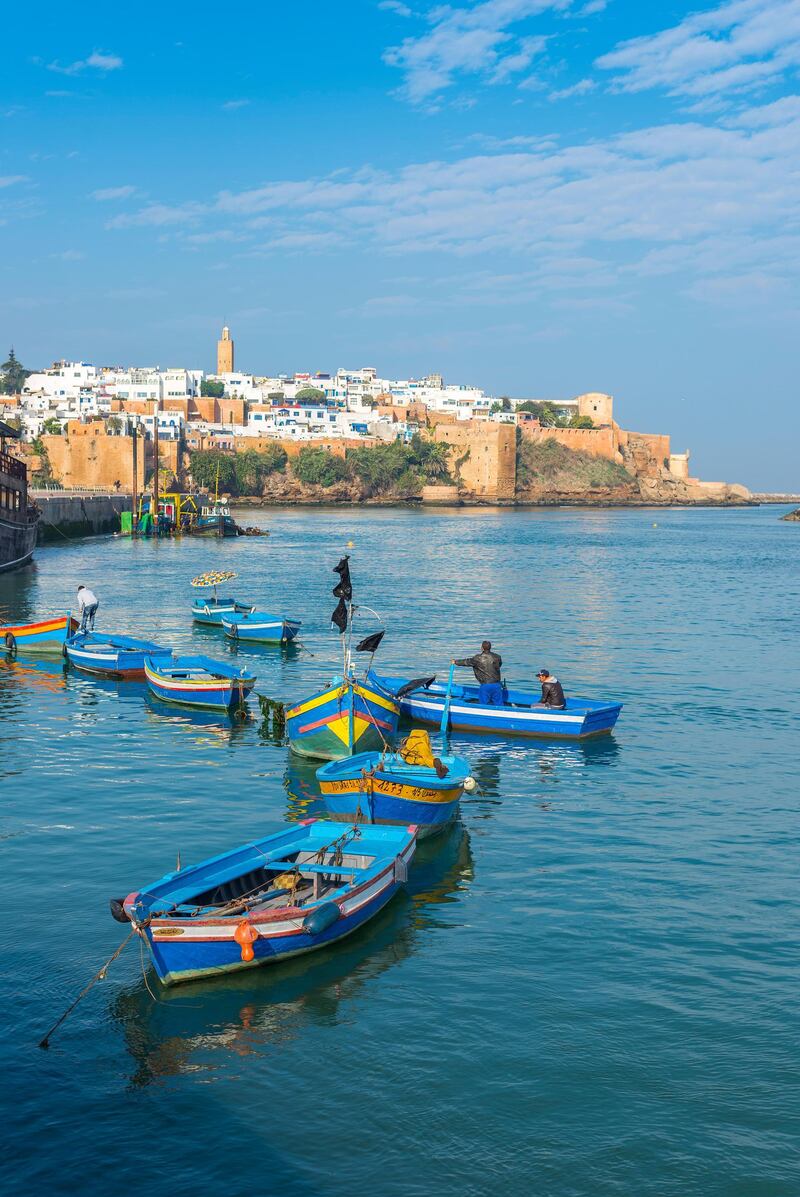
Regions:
[[0, 329, 750, 505]]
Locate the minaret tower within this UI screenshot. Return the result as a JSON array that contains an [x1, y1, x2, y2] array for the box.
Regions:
[[217, 324, 234, 374]]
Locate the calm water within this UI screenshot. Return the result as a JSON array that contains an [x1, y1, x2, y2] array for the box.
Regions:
[[1, 505, 798, 1196]]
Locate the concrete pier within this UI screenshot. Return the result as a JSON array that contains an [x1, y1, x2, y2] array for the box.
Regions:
[[31, 491, 131, 543]]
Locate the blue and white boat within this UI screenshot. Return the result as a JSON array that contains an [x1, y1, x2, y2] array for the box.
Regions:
[[222, 610, 302, 644], [370, 672, 623, 740], [192, 596, 254, 627], [317, 734, 472, 838], [65, 631, 173, 679], [111, 819, 417, 986], [145, 654, 256, 711]]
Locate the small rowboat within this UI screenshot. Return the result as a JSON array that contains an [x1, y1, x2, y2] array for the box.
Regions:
[[317, 734, 472, 838], [144, 655, 256, 711], [110, 819, 417, 986], [191, 597, 254, 626], [286, 677, 400, 761], [370, 671, 623, 740], [222, 610, 302, 644], [65, 631, 173, 679], [1, 613, 78, 655]]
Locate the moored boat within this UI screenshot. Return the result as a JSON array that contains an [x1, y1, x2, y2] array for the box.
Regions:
[[110, 819, 417, 986], [316, 730, 472, 838], [65, 631, 173, 679], [1, 613, 78, 655], [144, 654, 256, 711], [370, 672, 623, 740], [190, 570, 253, 625], [286, 556, 399, 760], [193, 502, 239, 537], [222, 610, 302, 644]]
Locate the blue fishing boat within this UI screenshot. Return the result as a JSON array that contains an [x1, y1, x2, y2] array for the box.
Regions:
[[65, 631, 173, 679], [222, 610, 302, 644], [316, 730, 472, 838], [190, 570, 253, 625], [286, 557, 399, 760], [110, 819, 417, 986], [193, 501, 239, 537], [145, 655, 256, 711], [370, 672, 623, 740], [1, 613, 78, 655]]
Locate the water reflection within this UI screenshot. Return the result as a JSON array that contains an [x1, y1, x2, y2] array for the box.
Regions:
[[0, 653, 69, 697], [109, 822, 473, 1088], [283, 757, 326, 822], [142, 692, 251, 745]]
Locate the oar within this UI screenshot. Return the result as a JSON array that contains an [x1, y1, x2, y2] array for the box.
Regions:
[[440, 662, 456, 745]]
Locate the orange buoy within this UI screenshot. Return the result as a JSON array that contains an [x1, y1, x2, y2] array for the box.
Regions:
[[233, 919, 258, 962]]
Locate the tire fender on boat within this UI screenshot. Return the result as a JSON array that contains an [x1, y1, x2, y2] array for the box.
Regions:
[[302, 902, 340, 935], [4, 632, 17, 657]]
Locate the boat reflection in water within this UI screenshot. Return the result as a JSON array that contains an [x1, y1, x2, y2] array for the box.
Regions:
[[0, 652, 69, 698], [283, 757, 328, 822], [109, 820, 473, 1088], [142, 692, 251, 745]]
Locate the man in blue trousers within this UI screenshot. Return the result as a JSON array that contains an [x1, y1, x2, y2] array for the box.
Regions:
[[452, 640, 504, 705]]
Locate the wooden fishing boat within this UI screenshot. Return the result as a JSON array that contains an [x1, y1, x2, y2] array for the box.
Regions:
[[193, 502, 239, 537], [286, 556, 399, 760], [65, 631, 173, 679], [222, 610, 302, 644], [110, 820, 417, 986], [287, 678, 400, 761], [190, 570, 253, 625], [316, 731, 472, 838], [144, 655, 256, 711], [1, 613, 78, 655], [370, 672, 623, 740]]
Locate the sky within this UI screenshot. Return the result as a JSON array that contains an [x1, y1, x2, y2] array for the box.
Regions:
[[2, 0, 799, 489]]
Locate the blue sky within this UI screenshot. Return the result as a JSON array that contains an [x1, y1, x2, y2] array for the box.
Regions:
[[2, 0, 799, 488]]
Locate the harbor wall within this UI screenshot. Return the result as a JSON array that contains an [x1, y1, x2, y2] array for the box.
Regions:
[[34, 493, 130, 543]]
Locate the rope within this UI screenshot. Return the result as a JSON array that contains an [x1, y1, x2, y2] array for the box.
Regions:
[[39, 928, 137, 1048]]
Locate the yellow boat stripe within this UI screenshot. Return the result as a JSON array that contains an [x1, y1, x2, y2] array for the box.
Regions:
[[286, 684, 348, 720]]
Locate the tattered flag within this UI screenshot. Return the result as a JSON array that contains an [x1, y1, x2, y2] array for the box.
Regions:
[[355, 630, 385, 654], [332, 556, 352, 600], [331, 597, 348, 634]]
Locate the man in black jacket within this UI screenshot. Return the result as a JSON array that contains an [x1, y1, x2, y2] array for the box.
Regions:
[[452, 640, 504, 705], [536, 669, 566, 709]]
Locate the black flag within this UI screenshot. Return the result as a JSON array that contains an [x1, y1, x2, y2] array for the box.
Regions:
[[332, 556, 352, 600], [331, 597, 348, 634], [355, 630, 384, 654]]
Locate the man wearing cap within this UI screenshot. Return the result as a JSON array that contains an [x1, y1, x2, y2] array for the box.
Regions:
[[452, 640, 504, 706], [536, 669, 566, 709]]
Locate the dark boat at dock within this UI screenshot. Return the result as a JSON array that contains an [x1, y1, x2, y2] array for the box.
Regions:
[[0, 421, 39, 574]]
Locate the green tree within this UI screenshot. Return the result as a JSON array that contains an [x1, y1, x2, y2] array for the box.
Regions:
[[568, 414, 594, 429], [233, 446, 288, 494], [292, 446, 348, 487], [188, 450, 237, 493], [0, 348, 31, 395], [200, 379, 225, 398], [41, 416, 63, 435], [490, 396, 512, 414], [295, 386, 326, 403]]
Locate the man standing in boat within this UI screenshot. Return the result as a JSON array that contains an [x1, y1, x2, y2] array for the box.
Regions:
[[535, 669, 566, 709], [76, 584, 99, 632], [452, 641, 504, 706]]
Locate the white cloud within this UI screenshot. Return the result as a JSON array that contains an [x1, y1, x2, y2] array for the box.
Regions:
[[222, 99, 250, 111], [91, 185, 136, 201], [47, 50, 123, 76], [597, 0, 800, 99], [549, 77, 596, 99], [384, 0, 568, 103], [0, 175, 27, 188], [379, 0, 413, 15], [105, 95, 800, 309], [52, 249, 85, 261]]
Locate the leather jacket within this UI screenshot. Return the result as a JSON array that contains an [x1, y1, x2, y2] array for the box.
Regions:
[[540, 678, 566, 708], [455, 651, 502, 685]]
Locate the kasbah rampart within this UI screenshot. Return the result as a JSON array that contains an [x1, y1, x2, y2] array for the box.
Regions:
[[24, 390, 750, 507]]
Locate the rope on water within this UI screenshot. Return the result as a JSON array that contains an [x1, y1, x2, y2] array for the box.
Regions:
[[38, 927, 137, 1049]]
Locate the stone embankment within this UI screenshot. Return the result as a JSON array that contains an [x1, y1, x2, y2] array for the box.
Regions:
[[780, 508, 800, 522], [32, 491, 131, 543]]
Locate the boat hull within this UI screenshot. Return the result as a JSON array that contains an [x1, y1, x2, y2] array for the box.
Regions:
[[1, 614, 78, 655], [144, 662, 254, 711], [286, 680, 400, 761], [191, 598, 253, 626], [193, 515, 239, 537], [371, 672, 622, 740], [0, 514, 38, 574], [222, 616, 302, 644], [66, 636, 173, 679]]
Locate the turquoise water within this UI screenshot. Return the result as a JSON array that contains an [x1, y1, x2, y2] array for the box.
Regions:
[[2, 505, 798, 1196]]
